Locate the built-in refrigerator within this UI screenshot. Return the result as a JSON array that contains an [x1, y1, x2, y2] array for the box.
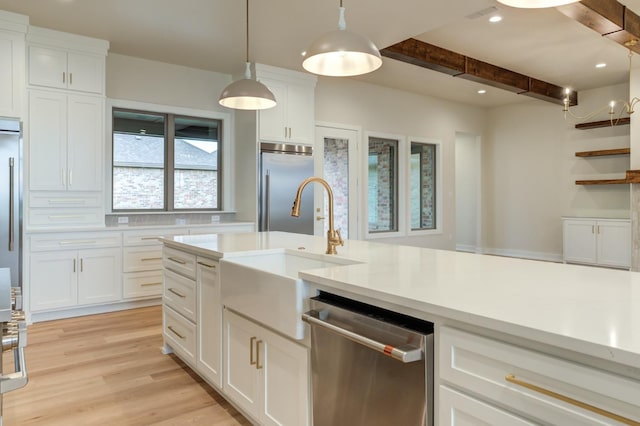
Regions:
[[259, 142, 314, 235], [0, 118, 21, 290]]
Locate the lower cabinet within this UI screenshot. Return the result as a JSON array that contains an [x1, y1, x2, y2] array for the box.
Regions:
[[196, 257, 222, 388], [223, 309, 310, 426], [562, 217, 630, 269]]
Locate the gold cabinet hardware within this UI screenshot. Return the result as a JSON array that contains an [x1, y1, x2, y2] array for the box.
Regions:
[[250, 337, 257, 366], [168, 257, 186, 265], [505, 374, 639, 425], [141, 236, 162, 240], [80, 258, 83, 272], [256, 340, 263, 370], [62, 72, 65, 84], [168, 288, 186, 298], [73, 258, 76, 273], [167, 326, 185, 339], [140, 282, 161, 287], [197, 261, 216, 269], [141, 257, 162, 262], [316, 216, 325, 221], [69, 72, 73, 85]]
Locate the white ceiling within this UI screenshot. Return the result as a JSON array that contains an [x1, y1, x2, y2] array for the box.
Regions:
[[0, 0, 637, 108]]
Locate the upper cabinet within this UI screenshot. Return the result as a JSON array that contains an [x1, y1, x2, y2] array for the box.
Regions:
[[27, 26, 108, 95], [256, 64, 317, 145], [0, 11, 28, 119]]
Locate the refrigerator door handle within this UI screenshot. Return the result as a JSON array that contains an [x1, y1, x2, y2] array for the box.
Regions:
[[8, 157, 14, 252], [265, 170, 271, 231]]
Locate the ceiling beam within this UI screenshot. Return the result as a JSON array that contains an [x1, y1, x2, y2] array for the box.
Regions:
[[381, 38, 578, 106]]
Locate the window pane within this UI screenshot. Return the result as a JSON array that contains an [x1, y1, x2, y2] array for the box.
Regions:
[[173, 116, 220, 210], [411, 142, 436, 230], [368, 137, 398, 233], [112, 110, 165, 210], [324, 137, 349, 239]]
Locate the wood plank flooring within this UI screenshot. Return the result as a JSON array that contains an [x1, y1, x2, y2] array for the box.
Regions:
[[3, 306, 251, 425]]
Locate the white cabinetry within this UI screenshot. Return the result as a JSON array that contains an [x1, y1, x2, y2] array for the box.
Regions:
[[562, 217, 630, 269], [196, 257, 222, 388], [439, 326, 640, 425], [29, 232, 122, 312], [224, 309, 309, 426], [256, 64, 316, 145], [0, 11, 27, 119]]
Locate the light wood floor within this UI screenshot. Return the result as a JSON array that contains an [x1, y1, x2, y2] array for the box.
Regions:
[[3, 306, 251, 425]]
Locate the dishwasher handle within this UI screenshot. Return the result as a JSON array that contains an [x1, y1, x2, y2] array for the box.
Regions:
[[302, 310, 423, 363]]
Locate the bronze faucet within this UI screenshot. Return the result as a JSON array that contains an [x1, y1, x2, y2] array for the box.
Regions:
[[291, 177, 344, 255]]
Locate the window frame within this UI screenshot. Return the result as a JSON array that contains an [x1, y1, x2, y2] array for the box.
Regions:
[[106, 99, 232, 214], [407, 137, 442, 237]]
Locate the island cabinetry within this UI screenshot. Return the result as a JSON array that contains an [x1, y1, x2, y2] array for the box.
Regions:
[[196, 257, 222, 388], [255, 64, 316, 145], [562, 217, 630, 269], [29, 232, 122, 312], [223, 309, 309, 426], [439, 327, 640, 425]]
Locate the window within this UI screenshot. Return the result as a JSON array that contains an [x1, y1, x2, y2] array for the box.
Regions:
[[368, 137, 398, 233], [112, 109, 221, 211], [410, 142, 437, 230]]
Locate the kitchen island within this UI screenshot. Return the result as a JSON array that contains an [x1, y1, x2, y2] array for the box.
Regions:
[[162, 231, 640, 425]]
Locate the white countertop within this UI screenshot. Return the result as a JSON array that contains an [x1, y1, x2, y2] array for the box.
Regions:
[[164, 231, 640, 369]]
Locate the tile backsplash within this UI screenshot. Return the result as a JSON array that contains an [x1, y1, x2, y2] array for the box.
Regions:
[[105, 212, 237, 227]]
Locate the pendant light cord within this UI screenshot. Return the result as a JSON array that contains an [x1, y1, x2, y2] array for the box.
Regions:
[[246, 0, 249, 63]]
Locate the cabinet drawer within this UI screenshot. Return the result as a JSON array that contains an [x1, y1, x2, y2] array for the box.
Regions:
[[163, 269, 196, 322], [29, 192, 102, 208], [439, 327, 640, 425], [163, 305, 196, 366], [123, 271, 162, 299], [123, 228, 182, 246], [30, 232, 122, 251], [29, 207, 104, 228], [123, 246, 163, 272], [163, 246, 196, 279]]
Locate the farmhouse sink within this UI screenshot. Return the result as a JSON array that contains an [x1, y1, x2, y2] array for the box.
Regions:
[[220, 250, 361, 339]]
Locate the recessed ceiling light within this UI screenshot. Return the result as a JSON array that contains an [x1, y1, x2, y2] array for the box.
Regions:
[[489, 16, 503, 23], [595, 63, 607, 68], [478, 89, 487, 94]]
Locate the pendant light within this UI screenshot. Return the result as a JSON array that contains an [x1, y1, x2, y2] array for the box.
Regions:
[[302, 0, 382, 77], [219, 0, 276, 110], [496, 0, 579, 8]]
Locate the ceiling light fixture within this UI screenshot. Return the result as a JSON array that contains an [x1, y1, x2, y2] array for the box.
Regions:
[[302, 0, 382, 77], [595, 63, 607, 68], [496, 0, 578, 8], [563, 42, 640, 124], [489, 16, 503, 23], [218, 0, 276, 110], [478, 89, 487, 94]]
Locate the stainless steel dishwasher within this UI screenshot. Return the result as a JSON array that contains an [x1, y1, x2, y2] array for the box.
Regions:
[[302, 292, 434, 426]]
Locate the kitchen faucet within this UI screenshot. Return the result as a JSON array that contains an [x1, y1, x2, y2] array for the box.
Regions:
[[291, 177, 344, 255]]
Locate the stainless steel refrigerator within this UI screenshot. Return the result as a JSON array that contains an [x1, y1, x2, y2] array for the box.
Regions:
[[259, 143, 314, 235], [0, 118, 21, 289]]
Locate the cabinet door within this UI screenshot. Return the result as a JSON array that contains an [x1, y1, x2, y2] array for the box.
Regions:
[[67, 52, 104, 94], [197, 259, 222, 388], [28, 46, 67, 90], [0, 30, 24, 118], [67, 94, 103, 191], [30, 251, 77, 311], [261, 326, 310, 426], [286, 83, 314, 145], [562, 219, 597, 265], [258, 79, 287, 143], [596, 221, 631, 269], [224, 309, 261, 420], [77, 248, 122, 305], [28, 90, 68, 191]]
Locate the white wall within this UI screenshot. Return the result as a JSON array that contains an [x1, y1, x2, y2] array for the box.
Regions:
[[455, 133, 480, 252], [315, 77, 487, 250]]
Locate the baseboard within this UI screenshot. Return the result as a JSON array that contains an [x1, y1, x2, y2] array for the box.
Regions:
[[455, 244, 478, 253], [481, 247, 563, 263], [29, 298, 162, 323]]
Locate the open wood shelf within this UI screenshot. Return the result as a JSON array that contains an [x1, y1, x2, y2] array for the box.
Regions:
[[575, 117, 630, 129], [576, 179, 629, 185], [575, 148, 630, 157]]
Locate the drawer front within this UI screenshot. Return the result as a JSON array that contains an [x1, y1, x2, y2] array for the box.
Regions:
[[439, 385, 536, 426], [163, 246, 196, 279], [30, 232, 122, 251], [29, 208, 104, 228], [123, 228, 183, 246], [439, 327, 640, 425], [123, 246, 163, 272], [163, 305, 196, 366], [29, 192, 102, 208], [123, 271, 163, 299], [163, 268, 196, 322]]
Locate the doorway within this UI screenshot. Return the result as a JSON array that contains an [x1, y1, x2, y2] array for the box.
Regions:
[[455, 132, 482, 252], [314, 124, 360, 240]]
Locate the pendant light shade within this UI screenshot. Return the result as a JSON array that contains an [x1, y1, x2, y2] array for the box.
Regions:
[[303, 5, 382, 77], [496, 0, 578, 8], [218, 0, 276, 110]]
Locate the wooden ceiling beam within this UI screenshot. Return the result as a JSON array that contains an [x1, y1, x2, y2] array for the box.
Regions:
[[381, 38, 578, 106]]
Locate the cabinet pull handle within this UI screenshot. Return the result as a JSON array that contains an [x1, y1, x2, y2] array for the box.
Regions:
[[168, 288, 186, 298], [141, 282, 161, 287], [62, 72, 65, 84], [592, 225, 595, 234], [69, 72, 73, 85], [8, 158, 14, 252], [505, 374, 639, 425], [256, 340, 263, 370], [68, 169, 73, 186], [49, 215, 85, 220], [284, 127, 287, 138], [197, 261, 216, 269], [47, 199, 86, 205], [141, 257, 162, 262], [597, 225, 601, 234], [141, 236, 162, 240], [61, 168, 65, 185], [250, 336, 257, 366], [167, 326, 185, 340], [59, 240, 97, 245], [80, 258, 83, 272], [73, 258, 76, 273], [288, 127, 292, 139], [168, 257, 186, 265]]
